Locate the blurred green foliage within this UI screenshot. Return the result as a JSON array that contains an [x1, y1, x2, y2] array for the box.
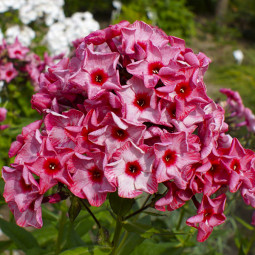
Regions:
[[113, 0, 196, 39]]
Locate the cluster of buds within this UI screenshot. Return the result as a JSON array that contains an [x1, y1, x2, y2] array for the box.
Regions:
[[3, 21, 255, 242], [0, 38, 63, 90]]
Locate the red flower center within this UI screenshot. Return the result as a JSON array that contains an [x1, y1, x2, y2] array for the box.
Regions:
[[134, 93, 150, 110], [167, 102, 177, 119], [6, 70, 13, 77], [175, 82, 191, 99], [112, 127, 128, 141], [137, 41, 147, 52], [14, 50, 22, 55], [88, 167, 103, 183], [125, 161, 142, 178], [91, 69, 107, 85], [163, 149, 177, 166], [43, 158, 61, 174], [81, 127, 89, 141], [148, 62, 163, 75], [230, 159, 241, 173], [19, 178, 31, 192]]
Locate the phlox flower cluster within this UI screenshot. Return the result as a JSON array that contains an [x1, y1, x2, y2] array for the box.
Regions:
[[3, 21, 255, 242], [220, 88, 255, 133], [0, 38, 63, 90]]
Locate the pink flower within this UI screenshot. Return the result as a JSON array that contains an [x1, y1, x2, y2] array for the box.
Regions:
[[88, 112, 146, 158], [0, 62, 18, 83], [70, 47, 121, 99], [154, 132, 200, 187], [69, 152, 115, 206], [117, 77, 159, 123], [186, 194, 226, 242], [27, 139, 73, 193], [0, 107, 7, 122], [105, 141, 157, 198], [155, 182, 193, 211], [7, 38, 29, 60], [2, 165, 43, 228]]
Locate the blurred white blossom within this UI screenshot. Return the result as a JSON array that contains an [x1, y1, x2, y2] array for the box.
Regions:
[[0, 0, 25, 12], [46, 12, 100, 55], [0, 0, 100, 53], [19, 0, 65, 26], [233, 49, 244, 65], [5, 25, 35, 46]]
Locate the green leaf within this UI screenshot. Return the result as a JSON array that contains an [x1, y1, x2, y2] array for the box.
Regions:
[[64, 222, 85, 249], [42, 206, 59, 222], [109, 192, 134, 217], [123, 221, 151, 234], [69, 196, 82, 222], [32, 225, 58, 247], [117, 232, 144, 255], [0, 240, 13, 253], [131, 239, 183, 255], [235, 216, 254, 231], [0, 218, 39, 251], [238, 243, 246, 255], [59, 246, 111, 255]]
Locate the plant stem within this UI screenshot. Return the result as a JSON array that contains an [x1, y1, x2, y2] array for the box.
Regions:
[[176, 208, 185, 230], [124, 202, 152, 220], [111, 216, 123, 255], [79, 199, 101, 229], [55, 209, 66, 255]]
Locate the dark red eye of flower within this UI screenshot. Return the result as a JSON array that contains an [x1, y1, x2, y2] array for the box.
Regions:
[[112, 127, 128, 141], [19, 179, 31, 192], [81, 127, 89, 141], [88, 167, 103, 183], [43, 158, 61, 174], [175, 82, 191, 99], [125, 161, 142, 177], [167, 103, 177, 119], [230, 159, 241, 173], [163, 149, 177, 166], [6, 71, 13, 77], [137, 41, 147, 51], [148, 62, 163, 75], [14, 50, 21, 55], [134, 94, 150, 110], [91, 69, 107, 85]]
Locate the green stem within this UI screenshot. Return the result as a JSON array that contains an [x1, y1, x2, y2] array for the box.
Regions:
[[124, 203, 152, 220], [79, 199, 101, 229], [247, 229, 255, 253], [176, 208, 185, 230], [55, 209, 66, 255], [111, 216, 123, 255]]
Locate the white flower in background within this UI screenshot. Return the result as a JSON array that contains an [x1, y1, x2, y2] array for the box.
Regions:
[[111, 1, 122, 20], [0, 0, 25, 12], [19, 0, 65, 26], [233, 49, 244, 65], [46, 12, 99, 55], [5, 25, 35, 46]]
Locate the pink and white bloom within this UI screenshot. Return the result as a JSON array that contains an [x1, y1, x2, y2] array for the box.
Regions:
[[69, 152, 115, 206], [154, 132, 200, 187], [105, 141, 157, 198]]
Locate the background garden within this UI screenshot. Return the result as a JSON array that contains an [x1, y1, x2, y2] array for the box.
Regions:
[[1, 0, 255, 254]]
